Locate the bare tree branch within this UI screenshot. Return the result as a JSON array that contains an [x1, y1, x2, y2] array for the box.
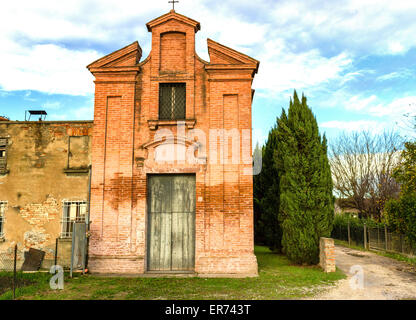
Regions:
[[329, 130, 403, 220]]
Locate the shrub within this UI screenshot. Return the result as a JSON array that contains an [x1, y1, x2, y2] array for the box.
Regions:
[[385, 193, 416, 248], [331, 213, 384, 246]]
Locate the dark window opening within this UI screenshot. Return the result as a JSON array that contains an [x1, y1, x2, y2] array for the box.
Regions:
[[0, 201, 5, 238], [0, 139, 7, 170], [159, 83, 186, 120]]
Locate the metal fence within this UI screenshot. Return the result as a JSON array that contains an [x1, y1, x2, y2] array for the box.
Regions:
[[0, 244, 53, 299], [0, 242, 57, 272], [0, 238, 72, 273], [332, 222, 416, 257], [331, 221, 365, 247], [0, 249, 15, 272], [368, 227, 416, 256], [0, 223, 88, 299], [1, 221, 88, 273]]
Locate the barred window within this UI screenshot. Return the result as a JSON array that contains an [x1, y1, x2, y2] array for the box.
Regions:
[[0, 138, 7, 170], [0, 201, 6, 238], [61, 201, 87, 238], [159, 83, 186, 120]]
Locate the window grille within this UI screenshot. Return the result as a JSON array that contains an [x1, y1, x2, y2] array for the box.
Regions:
[[61, 201, 87, 238], [0, 201, 6, 238], [159, 83, 186, 120], [0, 138, 6, 170]]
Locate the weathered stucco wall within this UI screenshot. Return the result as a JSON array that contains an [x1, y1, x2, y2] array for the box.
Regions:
[[0, 121, 93, 268]]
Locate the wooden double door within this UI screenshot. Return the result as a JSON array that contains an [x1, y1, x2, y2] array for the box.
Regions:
[[147, 174, 196, 271]]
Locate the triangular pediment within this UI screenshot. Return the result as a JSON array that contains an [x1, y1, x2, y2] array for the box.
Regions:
[[87, 41, 142, 70], [146, 10, 200, 33], [207, 38, 259, 71], [208, 48, 242, 65]]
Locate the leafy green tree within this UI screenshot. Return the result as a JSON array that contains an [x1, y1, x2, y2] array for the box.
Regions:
[[392, 141, 416, 194], [385, 140, 416, 247], [276, 91, 334, 264], [385, 193, 416, 247]]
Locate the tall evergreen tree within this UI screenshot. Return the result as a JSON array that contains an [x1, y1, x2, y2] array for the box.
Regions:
[[276, 91, 334, 264], [253, 142, 265, 244], [254, 117, 283, 251]]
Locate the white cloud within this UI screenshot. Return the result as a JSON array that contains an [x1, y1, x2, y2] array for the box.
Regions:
[[254, 40, 352, 94], [320, 120, 385, 133], [345, 95, 378, 111], [0, 91, 12, 97], [369, 96, 416, 119], [269, 0, 416, 55], [376, 69, 412, 82], [0, 0, 415, 98], [319, 95, 416, 136], [43, 101, 61, 110], [0, 43, 100, 95], [49, 105, 94, 120], [72, 106, 94, 120]]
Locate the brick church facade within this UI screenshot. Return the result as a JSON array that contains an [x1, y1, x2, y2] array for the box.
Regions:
[[0, 10, 259, 276], [87, 10, 259, 276]]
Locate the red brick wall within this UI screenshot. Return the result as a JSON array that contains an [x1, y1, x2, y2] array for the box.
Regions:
[[88, 11, 258, 276], [160, 32, 186, 72]]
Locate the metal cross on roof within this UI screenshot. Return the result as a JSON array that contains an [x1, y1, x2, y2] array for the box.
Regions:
[[168, 0, 178, 10]]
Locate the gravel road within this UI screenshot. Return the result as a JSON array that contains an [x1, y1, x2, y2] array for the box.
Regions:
[[312, 245, 416, 300]]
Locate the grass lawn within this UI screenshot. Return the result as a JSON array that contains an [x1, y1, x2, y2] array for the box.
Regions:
[[0, 246, 345, 300]]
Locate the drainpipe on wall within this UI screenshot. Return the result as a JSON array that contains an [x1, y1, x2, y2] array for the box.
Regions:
[[85, 164, 92, 271], [87, 164, 92, 231]]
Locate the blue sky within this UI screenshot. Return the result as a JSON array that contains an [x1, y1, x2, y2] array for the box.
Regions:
[[0, 0, 415, 146]]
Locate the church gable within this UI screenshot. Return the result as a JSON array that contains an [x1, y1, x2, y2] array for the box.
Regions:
[[208, 47, 242, 65], [86, 41, 142, 71], [146, 10, 200, 33], [207, 38, 259, 72]]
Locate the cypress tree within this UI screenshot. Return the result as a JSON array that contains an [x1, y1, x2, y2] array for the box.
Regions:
[[253, 142, 265, 244], [255, 117, 283, 251], [276, 91, 334, 264]]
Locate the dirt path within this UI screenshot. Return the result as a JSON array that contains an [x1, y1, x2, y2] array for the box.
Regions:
[[312, 245, 416, 300]]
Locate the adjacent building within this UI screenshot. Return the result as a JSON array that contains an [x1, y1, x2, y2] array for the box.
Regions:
[[0, 120, 92, 268]]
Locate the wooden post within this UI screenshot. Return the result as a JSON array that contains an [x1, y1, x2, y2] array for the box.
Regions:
[[364, 223, 367, 250], [384, 225, 388, 251], [401, 234, 405, 254], [377, 226, 380, 249], [348, 220, 351, 246]]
